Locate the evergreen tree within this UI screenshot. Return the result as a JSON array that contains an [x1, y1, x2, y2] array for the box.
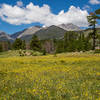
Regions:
[[64, 31, 78, 52], [95, 9, 100, 19], [87, 12, 97, 50], [95, 9, 100, 49], [0, 44, 3, 52], [21, 40, 26, 50], [77, 34, 92, 51], [30, 35, 41, 51], [56, 40, 64, 53], [7, 41, 12, 50], [64, 31, 92, 52], [64, 32, 70, 51], [13, 38, 22, 50]]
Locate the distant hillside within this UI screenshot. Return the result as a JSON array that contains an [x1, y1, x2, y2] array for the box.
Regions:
[[0, 31, 14, 42], [11, 26, 41, 39], [11, 25, 67, 41], [10, 29, 27, 39], [58, 23, 80, 31], [34, 25, 67, 40]]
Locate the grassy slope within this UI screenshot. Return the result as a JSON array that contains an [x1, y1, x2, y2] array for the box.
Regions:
[[0, 52, 100, 99]]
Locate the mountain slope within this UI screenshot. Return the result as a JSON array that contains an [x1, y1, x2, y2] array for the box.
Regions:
[[9, 25, 100, 42], [0, 31, 14, 42], [58, 23, 80, 31], [11, 25, 67, 41], [10, 29, 27, 39], [11, 26, 41, 39], [34, 25, 67, 40], [10, 24, 80, 41]]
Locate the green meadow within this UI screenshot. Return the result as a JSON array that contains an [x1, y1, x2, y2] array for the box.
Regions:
[[0, 51, 100, 100]]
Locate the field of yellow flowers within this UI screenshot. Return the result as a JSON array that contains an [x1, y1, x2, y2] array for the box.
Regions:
[[0, 52, 100, 100]]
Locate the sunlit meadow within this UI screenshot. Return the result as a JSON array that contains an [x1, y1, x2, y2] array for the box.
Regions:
[[0, 51, 100, 100]]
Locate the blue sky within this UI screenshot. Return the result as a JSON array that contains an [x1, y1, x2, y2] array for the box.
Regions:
[[0, 0, 100, 34]]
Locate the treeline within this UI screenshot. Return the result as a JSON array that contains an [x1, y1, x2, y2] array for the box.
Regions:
[[0, 31, 100, 54], [0, 41, 11, 52], [0, 31, 96, 54], [55, 31, 92, 53]]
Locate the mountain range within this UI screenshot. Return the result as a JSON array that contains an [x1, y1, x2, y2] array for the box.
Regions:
[[0, 31, 14, 42], [11, 23, 80, 41], [58, 23, 80, 31], [0, 23, 99, 42]]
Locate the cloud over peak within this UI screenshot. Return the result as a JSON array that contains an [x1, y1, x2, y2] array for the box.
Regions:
[[0, 2, 89, 27]]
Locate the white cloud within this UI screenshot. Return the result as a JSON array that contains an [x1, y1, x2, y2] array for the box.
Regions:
[[89, 0, 100, 4], [0, 2, 89, 27], [17, 1, 23, 7], [56, 6, 89, 27]]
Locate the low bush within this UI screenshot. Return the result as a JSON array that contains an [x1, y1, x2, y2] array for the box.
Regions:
[[94, 49, 100, 53]]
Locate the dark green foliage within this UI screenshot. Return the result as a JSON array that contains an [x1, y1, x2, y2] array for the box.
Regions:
[[13, 38, 22, 50], [95, 9, 100, 14], [19, 50, 22, 56], [87, 13, 97, 50], [12, 39, 26, 50], [56, 40, 64, 53], [7, 41, 12, 50], [0, 44, 3, 52], [21, 40, 26, 50], [95, 9, 100, 19], [76, 34, 92, 51], [64, 31, 78, 52], [55, 31, 92, 53], [30, 35, 41, 51], [0, 41, 11, 51], [42, 49, 46, 55], [94, 49, 100, 53]]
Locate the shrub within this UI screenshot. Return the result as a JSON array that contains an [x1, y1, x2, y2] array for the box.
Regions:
[[94, 49, 100, 53], [42, 49, 46, 55], [0, 44, 3, 52]]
